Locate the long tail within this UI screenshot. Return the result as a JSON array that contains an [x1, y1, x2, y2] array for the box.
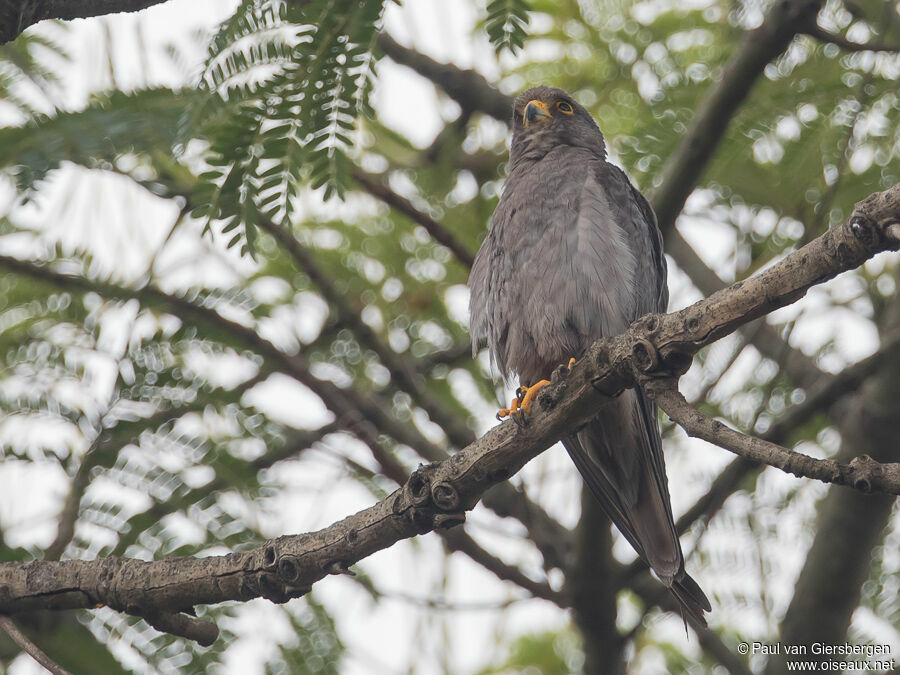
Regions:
[[563, 388, 710, 625]]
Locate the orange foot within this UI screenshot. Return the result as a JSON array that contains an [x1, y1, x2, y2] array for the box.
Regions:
[[496, 359, 577, 421], [496, 379, 551, 420]]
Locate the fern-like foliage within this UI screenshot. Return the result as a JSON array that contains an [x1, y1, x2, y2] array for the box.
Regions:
[[0, 88, 185, 196], [190, 0, 386, 254], [0, 29, 70, 118], [485, 0, 531, 54], [0, 1, 389, 256]]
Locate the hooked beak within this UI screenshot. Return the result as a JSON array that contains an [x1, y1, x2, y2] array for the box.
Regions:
[[523, 99, 551, 127]]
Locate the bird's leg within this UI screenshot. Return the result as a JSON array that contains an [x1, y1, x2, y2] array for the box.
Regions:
[[496, 392, 522, 420], [496, 380, 550, 422], [517, 380, 550, 414], [496, 359, 576, 422]]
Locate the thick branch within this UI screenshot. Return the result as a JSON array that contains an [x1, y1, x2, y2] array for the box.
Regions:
[[0, 0, 171, 44], [1, 183, 897, 633]]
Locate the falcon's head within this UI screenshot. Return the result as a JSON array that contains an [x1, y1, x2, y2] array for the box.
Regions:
[[509, 86, 606, 166]]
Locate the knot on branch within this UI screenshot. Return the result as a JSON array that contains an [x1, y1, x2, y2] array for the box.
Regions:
[[845, 454, 884, 493], [629, 314, 694, 379], [394, 464, 466, 533], [432, 481, 460, 511], [590, 339, 626, 396], [631, 337, 659, 374], [251, 544, 311, 604], [851, 183, 900, 251], [849, 216, 875, 245]]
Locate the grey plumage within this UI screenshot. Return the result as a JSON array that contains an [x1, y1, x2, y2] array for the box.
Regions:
[[468, 86, 710, 623]]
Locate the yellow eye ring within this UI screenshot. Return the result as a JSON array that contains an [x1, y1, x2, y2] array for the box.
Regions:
[[557, 101, 574, 114]]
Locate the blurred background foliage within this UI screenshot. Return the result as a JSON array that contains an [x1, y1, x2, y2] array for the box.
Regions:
[[0, 0, 898, 673]]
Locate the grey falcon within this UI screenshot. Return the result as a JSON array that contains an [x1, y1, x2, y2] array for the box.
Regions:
[[468, 85, 710, 623]]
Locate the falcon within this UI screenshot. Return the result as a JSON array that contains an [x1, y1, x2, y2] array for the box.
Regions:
[[468, 86, 710, 623]]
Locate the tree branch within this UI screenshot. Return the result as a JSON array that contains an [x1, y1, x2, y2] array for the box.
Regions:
[[804, 24, 900, 52], [376, 34, 511, 121], [0, 0, 171, 44], [650, 0, 824, 234], [1, 183, 897, 638], [650, 379, 900, 494], [0, 616, 73, 675], [352, 169, 476, 268], [439, 529, 566, 606]]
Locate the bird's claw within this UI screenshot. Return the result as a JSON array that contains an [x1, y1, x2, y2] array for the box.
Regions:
[[495, 379, 551, 424]]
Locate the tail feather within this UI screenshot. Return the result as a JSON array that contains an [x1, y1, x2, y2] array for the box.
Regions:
[[563, 389, 710, 624], [671, 571, 712, 627]]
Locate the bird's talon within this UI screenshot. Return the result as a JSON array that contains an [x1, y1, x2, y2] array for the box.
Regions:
[[518, 379, 551, 414], [495, 376, 557, 421], [496, 394, 522, 421]]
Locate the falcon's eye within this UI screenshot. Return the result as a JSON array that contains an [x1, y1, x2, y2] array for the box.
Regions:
[[557, 101, 574, 114]]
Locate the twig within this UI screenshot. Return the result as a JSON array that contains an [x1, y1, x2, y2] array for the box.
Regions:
[[138, 610, 218, 647], [804, 24, 900, 52], [376, 34, 511, 121], [649, 379, 900, 494], [0, 615, 73, 675], [440, 528, 567, 606], [351, 169, 476, 268]]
